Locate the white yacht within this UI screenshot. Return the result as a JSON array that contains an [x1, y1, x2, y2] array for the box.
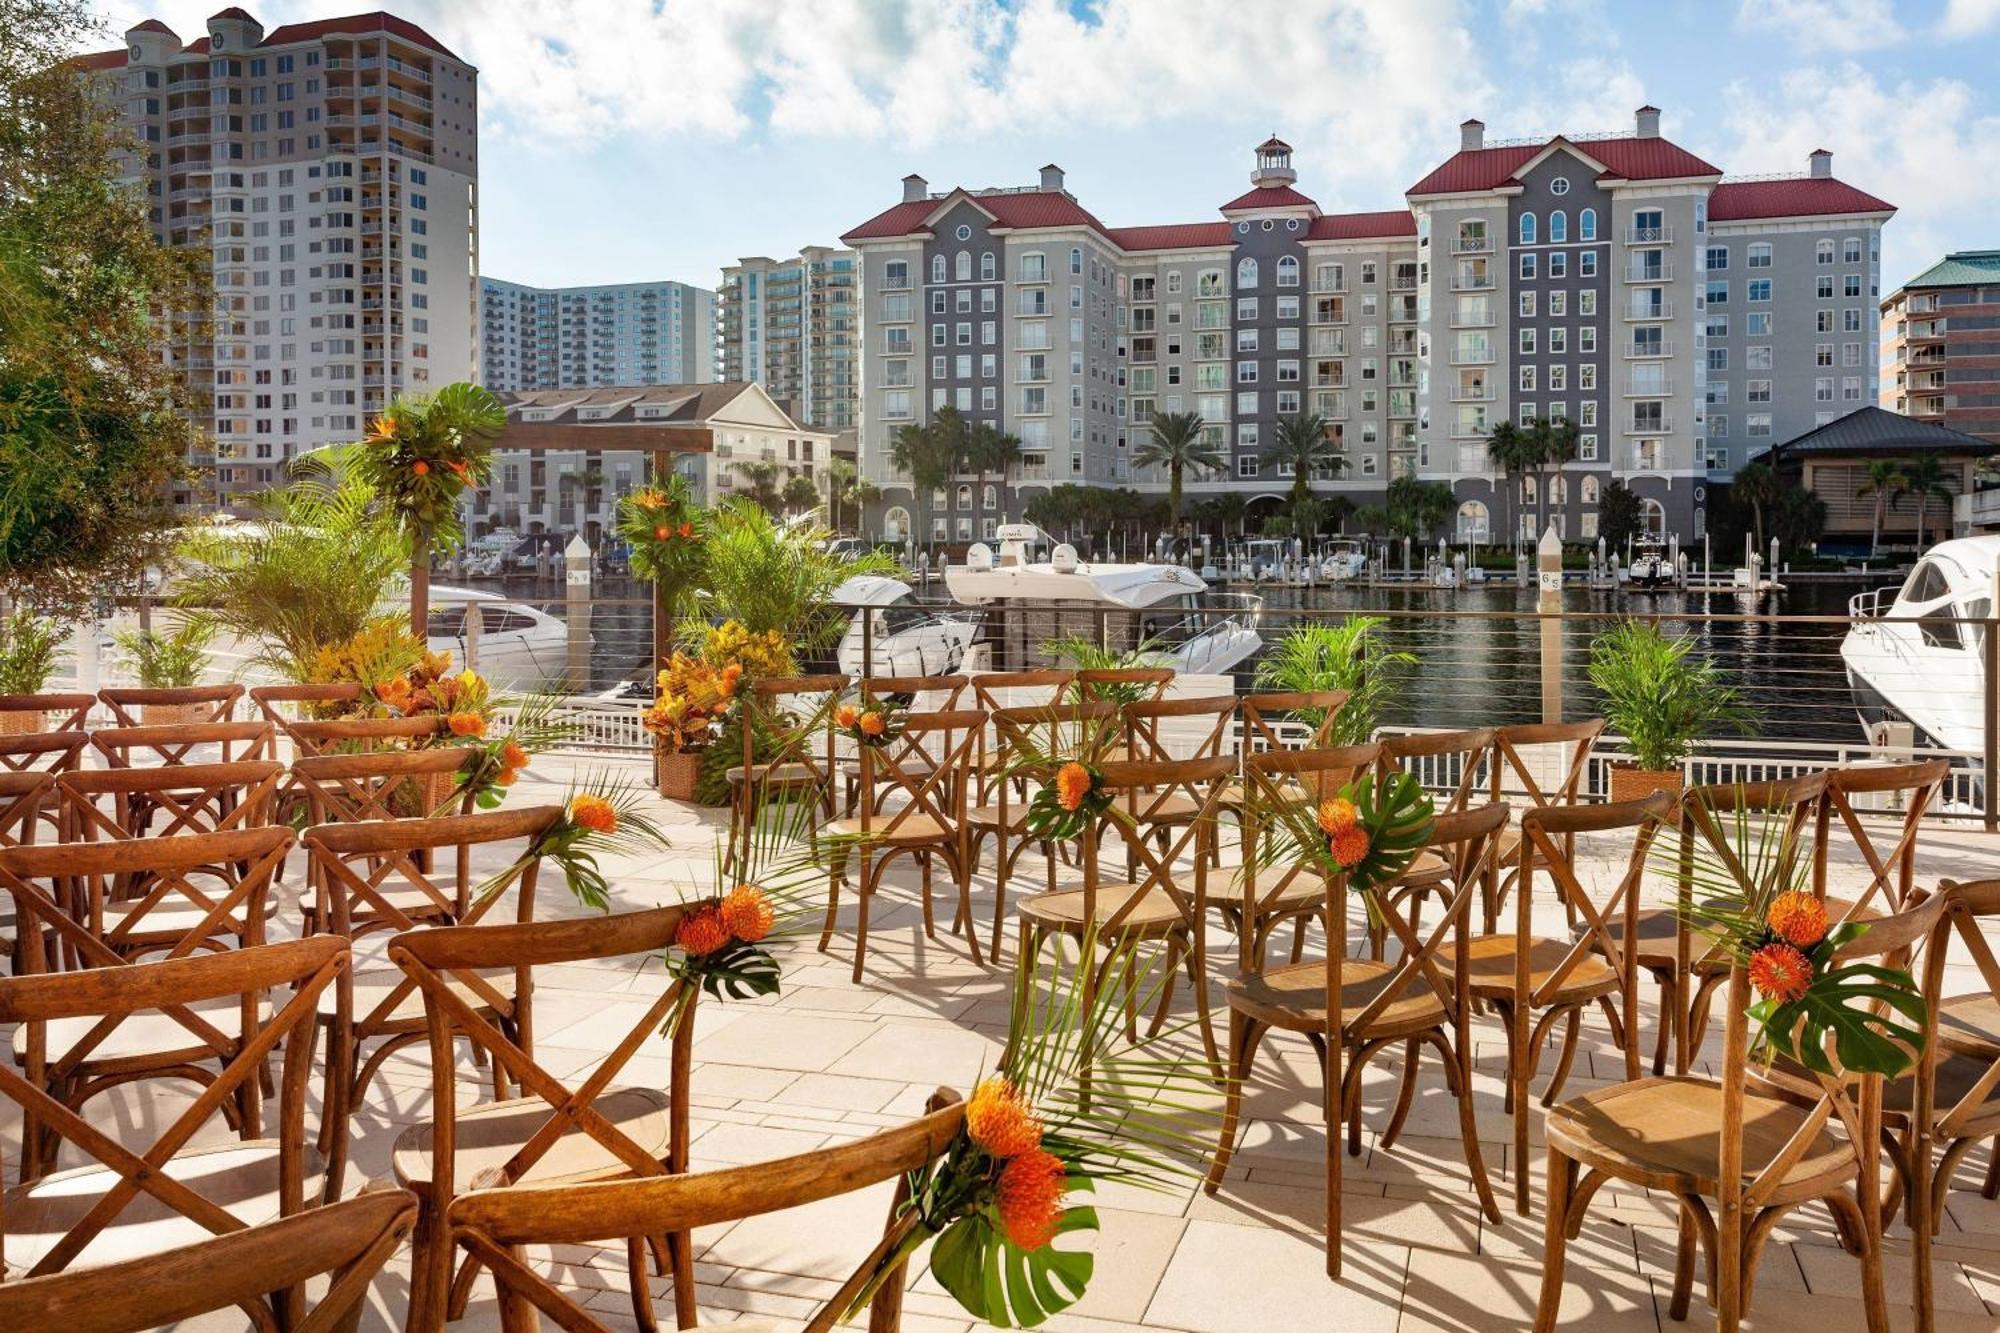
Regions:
[[1317, 540, 1368, 581], [423, 586, 579, 691], [1841, 535, 2000, 754], [945, 526, 1262, 677], [830, 575, 983, 678], [1628, 540, 1674, 588]]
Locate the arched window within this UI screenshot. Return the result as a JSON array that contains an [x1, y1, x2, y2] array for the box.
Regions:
[[1579, 209, 1596, 241], [1581, 475, 1599, 504], [1816, 239, 1835, 264], [930, 254, 946, 282], [1521, 475, 1537, 505], [1456, 500, 1490, 542], [883, 506, 911, 541], [1640, 498, 1666, 535], [1276, 256, 1300, 287], [955, 251, 971, 280], [1549, 210, 1567, 243], [955, 483, 973, 511], [980, 251, 995, 280], [982, 484, 998, 511], [1519, 213, 1536, 245], [1550, 474, 1568, 507], [1236, 257, 1259, 289]]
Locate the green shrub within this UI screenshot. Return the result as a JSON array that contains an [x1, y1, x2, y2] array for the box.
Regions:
[[0, 609, 61, 695]]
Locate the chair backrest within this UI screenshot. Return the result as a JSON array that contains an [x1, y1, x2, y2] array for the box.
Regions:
[[1350, 802, 1510, 1032], [1488, 719, 1603, 810], [446, 1092, 967, 1333], [741, 673, 848, 792], [287, 715, 446, 756], [855, 709, 983, 839], [96, 683, 244, 729], [1379, 727, 1495, 814], [1082, 755, 1236, 937], [1240, 689, 1351, 753], [1237, 744, 1382, 970], [57, 759, 283, 846], [388, 905, 702, 1245], [1813, 759, 1950, 917], [0, 729, 90, 776], [860, 674, 968, 710], [0, 771, 53, 848], [1925, 880, 2000, 1143], [290, 744, 475, 826], [92, 719, 276, 769], [0, 1188, 416, 1333], [0, 935, 347, 1273], [303, 807, 560, 1035], [972, 669, 1075, 713], [0, 692, 93, 734], [0, 825, 294, 970], [1122, 694, 1237, 764], [248, 682, 367, 756]]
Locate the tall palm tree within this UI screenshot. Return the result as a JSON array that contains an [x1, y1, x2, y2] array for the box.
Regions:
[[825, 458, 859, 533], [1731, 460, 1783, 557], [1483, 419, 1536, 548], [781, 473, 820, 517], [1134, 411, 1223, 533], [964, 422, 1024, 528], [1856, 459, 1909, 557], [1897, 454, 1956, 548], [1265, 412, 1345, 510], [1206, 491, 1247, 542], [730, 459, 785, 514], [1533, 416, 1581, 539], [889, 408, 966, 553]]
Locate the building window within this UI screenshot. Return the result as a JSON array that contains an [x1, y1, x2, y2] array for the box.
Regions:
[[1520, 253, 1537, 280], [1549, 211, 1567, 243], [1706, 246, 1728, 270], [1237, 455, 1259, 477], [1579, 251, 1597, 278], [1520, 213, 1536, 244], [1277, 256, 1300, 287], [1816, 239, 1835, 264], [1237, 257, 1258, 289], [1748, 279, 1771, 302], [1579, 208, 1597, 241], [931, 255, 946, 282], [1069, 247, 1082, 275], [1747, 243, 1772, 268], [1843, 237, 1863, 263]]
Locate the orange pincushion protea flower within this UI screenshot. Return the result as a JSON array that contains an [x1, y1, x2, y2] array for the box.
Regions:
[[675, 907, 730, 957], [679, 522, 694, 538], [495, 768, 518, 788], [1330, 825, 1372, 868], [447, 711, 486, 738], [836, 704, 860, 730], [720, 884, 775, 943], [1315, 797, 1358, 835], [568, 793, 618, 835], [654, 525, 671, 540], [1748, 942, 1814, 1003], [859, 711, 887, 736], [965, 1078, 1043, 1158], [412, 459, 429, 476], [1055, 762, 1093, 813], [500, 740, 530, 770], [994, 1148, 1067, 1251], [1766, 891, 1829, 949]]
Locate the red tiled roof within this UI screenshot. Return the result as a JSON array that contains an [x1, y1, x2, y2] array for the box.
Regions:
[[1105, 223, 1233, 251], [70, 48, 130, 71], [1308, 209, 1418, 240], [1219, 183, 1318, 212], [1709, 177, 1894, 221], [186, 38, 211, 53], [1408, 134, 1721, 196], [131, 18, 176, 34], [210, 7, 256, 21], [263, 11, 460, 62], [841, 189, 1109, 243]]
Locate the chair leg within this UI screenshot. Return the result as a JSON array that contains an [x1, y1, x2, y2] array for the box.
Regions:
[[1381, 1038, 1423, 1152], [1670, 1196, 1699, 1321], [623, 1237, 659, 1333], [1532, 1148, 1576, 1333], [1540, 1008, 1583, 1107], [819, 845, 847, 954], [919, 853, 937, 941], [1205, 1011, 1261, 1194], [1984, 1135, 2000, 1199], [851, 849, 878, 985]]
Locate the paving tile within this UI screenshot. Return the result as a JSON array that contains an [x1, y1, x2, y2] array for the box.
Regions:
[[694, 1011, 879, 1072], [1146, 1219, 1406, 1333]]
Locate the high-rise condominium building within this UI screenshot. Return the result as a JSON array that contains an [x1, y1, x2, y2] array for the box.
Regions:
[[717, 248, 859, 433], [76, 7, 477, 506], [1880, 251, 2000, 447], [844, 109, 1893, 545], [478, 278, 715, 392]]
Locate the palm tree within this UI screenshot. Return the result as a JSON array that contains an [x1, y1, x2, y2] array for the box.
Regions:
[[825, 458, 859, 533], [1483, 419, 1536, 548], [1856, 459, 1909, 557], [1731, 460, 1783, 556], [964, 422, 1024, 527], [889, 408, 966, 553], [1208, 492, 1247, 542], [1897, 454, 1957, 548], [1532, 416, 1581, 539], [1134, 411, 1223, 533], [781, 473, 820, 517], [1265, 412, 1344, 510], [730, 459, 785, 514]]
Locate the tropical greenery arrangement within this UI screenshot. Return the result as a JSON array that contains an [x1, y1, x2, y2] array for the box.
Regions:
[[114, 619, 215, 689], [1043, 635, 1163, 708], [476, 780, 670, 914], [1243, 770, 1436, 896], [1253, 618, 1414, 746], [615, 472, 708, 621], [642, 652, 743, 755], [1587, 620, 1753, 777], [835, 696, 905, 749], [0, 608, 62, 695], [690, 500, 899, 654], [1024, 758, 1114, 843]]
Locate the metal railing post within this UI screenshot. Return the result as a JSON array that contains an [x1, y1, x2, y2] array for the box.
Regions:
[[862, 610, 874, 680]]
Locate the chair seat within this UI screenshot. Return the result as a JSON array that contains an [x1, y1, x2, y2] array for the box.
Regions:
[[965, 802, 1037, 833], [99, 893, 264, 944], [1544, 1075, 1854, 1204], [1226, 958, 1447, 1039], [1441, 934, 1619, 1003], [0, 1140, 321, 1278], [301, 880, 456, 923], [726, 761, 824, 789], [1116, 792, 1203, 824], [319, 966, 516, 1030], [1938, 992, 2000, 1059], [395, 1088, 670, 1194], [1595, 907, 1683, 970], [12, 996, 272, 1071], [1018, 882, 1186, 938], [1883, 1052, 2000, 1133], [823, 814, 955, 846], [1392, 849, 1450, 886]]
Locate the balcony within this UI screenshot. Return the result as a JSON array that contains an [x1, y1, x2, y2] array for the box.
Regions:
[[1625, 416, 1674, 434], [1449, 347, 1496, 366], [1450, 385, 1497, 402], [1625, 263, 1675, 283], [1450, 236, 1492, 255], [1625, 225, 1674, 244], [1626, 379, 1676, 397], [1623, 341, 1676, 359], [1449, 274, 1496, 292], [1450, 311, 1496, 329], [1623, 303, 1674, 321]]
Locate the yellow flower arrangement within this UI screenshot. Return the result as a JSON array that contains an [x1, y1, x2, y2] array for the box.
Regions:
[[701, 619, 796, 681]]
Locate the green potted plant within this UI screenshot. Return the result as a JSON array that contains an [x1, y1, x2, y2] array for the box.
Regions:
[[1588, 620, 1752, 800], [114, 619, 217, 722], [1253, 617, 1415, 747], [0, 610, 64, 735]]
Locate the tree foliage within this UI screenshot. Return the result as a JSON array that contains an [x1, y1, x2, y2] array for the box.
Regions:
[[691, 500, 900, 652], [1133, 411, 1222, 530], [0, 0, 211, 610], [1596, 481, 1644, 554]]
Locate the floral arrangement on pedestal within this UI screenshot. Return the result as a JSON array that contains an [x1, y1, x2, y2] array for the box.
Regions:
[[615, 473, 708, 621], [641, 619, 799, 805]]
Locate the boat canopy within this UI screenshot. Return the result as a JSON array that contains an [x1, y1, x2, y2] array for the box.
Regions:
[[830, 575, 914, 608], [1901, 536, 2000, 597], [945, 562, 1208, 609]]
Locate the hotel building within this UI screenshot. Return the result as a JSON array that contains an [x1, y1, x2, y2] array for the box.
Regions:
[[1881, 251, 2000, 447], [716, 248, 860, 434]]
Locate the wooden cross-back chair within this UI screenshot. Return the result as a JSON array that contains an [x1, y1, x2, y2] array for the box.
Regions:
[[967, 699, 1120, 964], [96, 682, 243, 729], [445, 1090, 968, 1333], [0, 692, 93, 736], [1812, 759, 1950, 919], [248, 681, 366, 754], [1227, 744, 1381, 969], [91, 718, 276, 770], [388, 904, 704, 1333], [0, 1187, 416, 1333], [844, 673, 970, 813], [1116, 694, 1237, 869], [1207, 800, 1509, 1278], [728, 673, 847, 876], [821, 708, 984, 982], [0, 936, 349, 1308], [1450, 792, 1676, 1215], [1017, 754, 1237, 1087], [1534, 883, 1941, 1333], [1, 773, 56, 974], [53, 761, 284, 958], [0, 728, 89, 778], [971, 669, 1076, 800], [291, 745, 478, 935], [304, 807, 561, 1194], [1240, 689, 1352, 754], [0, 827, 297, 1163], [1481, 718, 1605, 931], [1369, 727, 1495, 957]]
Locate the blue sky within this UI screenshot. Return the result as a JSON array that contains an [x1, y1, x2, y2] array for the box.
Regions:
[[95, 1, 2000, 294]]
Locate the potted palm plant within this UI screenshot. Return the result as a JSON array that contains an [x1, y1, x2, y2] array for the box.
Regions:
[[1588, 621, 1752, 800], [0, 610, 62, 735], [115, 619, 216, 722]]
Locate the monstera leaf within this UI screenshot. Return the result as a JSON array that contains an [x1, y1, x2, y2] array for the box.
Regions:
[[1346, 770, 1434, 894], [1750, 960, 1928, 1077], [929, 1204, 1098, 1329]]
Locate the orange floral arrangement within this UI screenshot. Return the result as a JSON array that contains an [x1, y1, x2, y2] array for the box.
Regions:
[[665, 883, 782, 1001], [1026, 758, 1112, 841], [643, 652, 742, 753], [568, 792, 618, 835], [1054, 762, 1094, 813], [838, 696, 905, 750]]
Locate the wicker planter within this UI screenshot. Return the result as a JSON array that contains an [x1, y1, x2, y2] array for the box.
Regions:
[[140, 701, 210, 727], [390, 769, 460, 817], [1608, 763, 1684, 804], [658, 750, 701, 802], [0, 709, 45, 737]]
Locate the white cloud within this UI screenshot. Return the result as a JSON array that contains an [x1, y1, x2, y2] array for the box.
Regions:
[[1734, 0, 1902, 52], [1938, 0, 2000, 36]]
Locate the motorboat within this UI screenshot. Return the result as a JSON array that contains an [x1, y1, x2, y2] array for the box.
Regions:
[[1628, 541, 1674, 588], [1316, 540, 1368, 581], [424, 585, 580, 692], [1235, 539, 1290, 582], [1840, 535, 1999, 754], [945, 525, 1263, 677], [831, 574, 982, 678]]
